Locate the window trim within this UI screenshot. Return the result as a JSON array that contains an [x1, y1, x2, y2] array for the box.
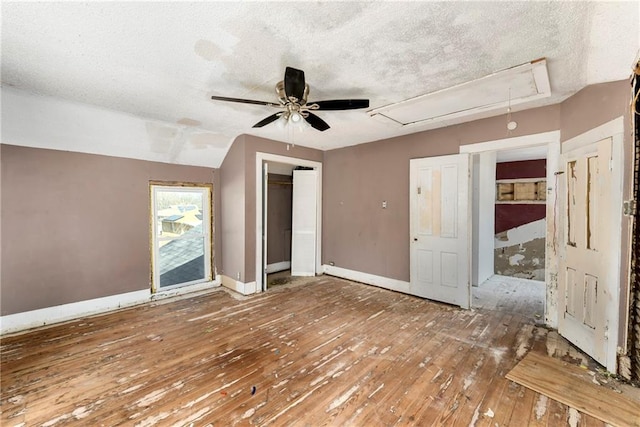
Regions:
[[149, 182, 214, 293]]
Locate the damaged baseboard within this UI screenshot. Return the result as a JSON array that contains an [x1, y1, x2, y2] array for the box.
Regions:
[[221, 275, 257, 295], [322, 264, 410, 294], [1, 278, 221, 335]]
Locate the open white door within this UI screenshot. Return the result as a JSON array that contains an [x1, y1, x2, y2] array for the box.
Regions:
[[558, 135, 622, 371], [291, 169, 317, 276], [410, 154, 471, 308]]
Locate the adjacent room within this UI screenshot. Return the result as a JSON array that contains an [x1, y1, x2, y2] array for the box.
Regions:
[[2, 2, 640, 425]]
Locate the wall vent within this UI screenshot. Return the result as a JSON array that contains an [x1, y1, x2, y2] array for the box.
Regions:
[[368, 58, 550, 127]]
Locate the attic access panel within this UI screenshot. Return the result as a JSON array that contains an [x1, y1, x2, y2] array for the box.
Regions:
[[369, 59, 550, 126]]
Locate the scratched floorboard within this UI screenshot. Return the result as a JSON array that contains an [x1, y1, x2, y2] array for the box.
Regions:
[[0, 276, 614, 426]]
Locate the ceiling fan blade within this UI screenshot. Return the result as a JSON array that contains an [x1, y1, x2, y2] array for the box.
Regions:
[[211, 95, 277, 107], [304, 112, 330, 132], [252, 113, 281, 128], [311, 99, 370, 110], [284, 67, 305, 102]]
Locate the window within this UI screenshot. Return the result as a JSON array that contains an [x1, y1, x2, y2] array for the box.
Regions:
[[150, 184, 213, 291]]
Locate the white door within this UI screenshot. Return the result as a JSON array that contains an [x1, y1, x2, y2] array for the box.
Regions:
[[291, 169, 317, 276], [559, 137, 615, 367], [410, 154, 471, 308]]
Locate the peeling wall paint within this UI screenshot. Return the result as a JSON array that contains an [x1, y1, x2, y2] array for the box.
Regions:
[[495, 219, 546, 281]]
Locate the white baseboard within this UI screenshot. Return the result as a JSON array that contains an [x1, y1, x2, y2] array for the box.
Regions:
[[266, 261, 291, 274], [221, 275, 257, 295], [322, 265, 411, 294], [1, 278, 220, 336]]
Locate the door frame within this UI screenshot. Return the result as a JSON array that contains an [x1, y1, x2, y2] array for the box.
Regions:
[[255, 152, 322, 293], [460, 130, 561, 325], [558, 117, 625, 373]]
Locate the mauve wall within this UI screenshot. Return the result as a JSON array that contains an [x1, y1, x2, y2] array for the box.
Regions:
[[1, 144, 219, 315], [323, 105, 561, 282], [495, 159, 547, 234], [219, 136, 246, 282]]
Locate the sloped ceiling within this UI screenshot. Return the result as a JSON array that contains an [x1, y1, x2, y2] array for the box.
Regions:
[[1, 1, 638, 167]]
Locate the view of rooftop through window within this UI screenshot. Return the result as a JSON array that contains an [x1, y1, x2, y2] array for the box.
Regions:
[[152, 186, 211, 290]]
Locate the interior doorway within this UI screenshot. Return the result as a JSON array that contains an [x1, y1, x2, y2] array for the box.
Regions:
[[264, 162, 294, 287], [461, 131, 561, 324], [472, 146, 548, 322], [255, 152, 322, 293]]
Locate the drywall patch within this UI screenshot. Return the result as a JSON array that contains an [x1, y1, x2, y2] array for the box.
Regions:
[[188, 132, 229, 149], [177, 117, 202, 127], [194, 39, 223, 61], [146, 122, 178, 153]]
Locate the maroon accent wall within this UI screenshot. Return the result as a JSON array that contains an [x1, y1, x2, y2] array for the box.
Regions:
[[495, 204, 546, 234], [323, 104, 561, 281], [0, 145, 219, 315], [496, 159, 546, 180], [495, 159, 546, 234]]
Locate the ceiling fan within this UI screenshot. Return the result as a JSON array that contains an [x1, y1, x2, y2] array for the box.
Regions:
[[210, 67, 369, 132]]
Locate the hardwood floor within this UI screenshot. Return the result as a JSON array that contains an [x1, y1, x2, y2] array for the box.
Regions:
[[0, 276, 633, 426]]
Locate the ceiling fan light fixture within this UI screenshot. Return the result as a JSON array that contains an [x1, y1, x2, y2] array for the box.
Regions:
[[210, 67, 369, 132], [275, 113, 288, 129], [290, 111, 302, 123]]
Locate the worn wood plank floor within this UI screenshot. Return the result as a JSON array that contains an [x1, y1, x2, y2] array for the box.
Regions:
[[0, 276, 625, 426]]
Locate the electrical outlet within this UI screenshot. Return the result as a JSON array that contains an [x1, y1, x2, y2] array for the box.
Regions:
[[382, 200, 387, 209]]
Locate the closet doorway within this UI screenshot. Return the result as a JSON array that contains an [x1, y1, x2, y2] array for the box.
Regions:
[[255, 153, 322, 293]]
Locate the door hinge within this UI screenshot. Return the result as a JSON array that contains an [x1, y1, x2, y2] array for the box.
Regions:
[[623, 200, 637, 216], [417, 186, 421, 195]]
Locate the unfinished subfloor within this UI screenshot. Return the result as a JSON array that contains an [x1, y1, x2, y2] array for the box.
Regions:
[[2, 276, 638, 426]]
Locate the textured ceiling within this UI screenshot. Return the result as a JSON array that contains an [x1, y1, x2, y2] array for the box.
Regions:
[[1, 1, 638, 167]]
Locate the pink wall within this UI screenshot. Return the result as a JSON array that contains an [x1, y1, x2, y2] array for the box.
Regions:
[[322, 80, 631, 284], [323, 105, 561, 281], [3, 80, 631, 318], [1, 145, 219, 315], [219, 136, 246, 282]]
